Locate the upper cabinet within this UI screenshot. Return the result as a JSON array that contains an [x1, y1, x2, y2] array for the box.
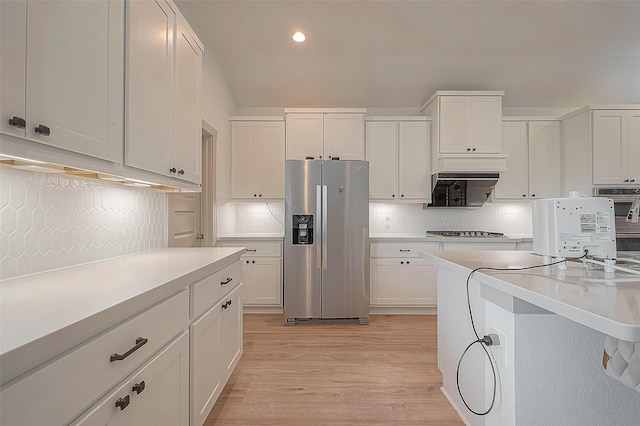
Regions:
[[230, 119, 285, 199], [285, 109, 366, 160], [422, 91, 506, 173], [592, 110, 640, 185], [125, 0, 203, 185], [561, 106, 640, 195], [365, 118, 431, 202], [494, 120, 561, 200], [0, 0, 124, 162]]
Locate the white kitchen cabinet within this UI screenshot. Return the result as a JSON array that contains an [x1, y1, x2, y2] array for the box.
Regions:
[[220, 285, 243, 381], [285, 109, 366, 160], [370, 258, 437, 306], [0, 0, 124, 162], [230, 120, 285, 199], [125, 0, 203, 185], [592, 110, 640, 185], [72, 331, 190, 426], [217, 240, 283, 310], [422, 91, 506, 173], [365, 119, 431, 201], [369, 242, 439, 308], [494, 120, 561, 200], [242, 257, 282, 305]]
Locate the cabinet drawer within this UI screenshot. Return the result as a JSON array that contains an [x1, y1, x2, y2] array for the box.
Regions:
[[0, 290, 189, 426], [218, 241, 282, 257], [192, 260, 242, 318], [371, 243, 439, 258], [442, 242, 517, 251]]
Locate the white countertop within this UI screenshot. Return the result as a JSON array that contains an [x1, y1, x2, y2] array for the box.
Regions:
[[370, 233, 532, 242], [0, 247, 245, 385], [421, 250, 640, 341]]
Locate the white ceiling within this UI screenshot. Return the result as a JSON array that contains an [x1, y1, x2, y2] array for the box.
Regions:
[[176, 0, 640, 110]]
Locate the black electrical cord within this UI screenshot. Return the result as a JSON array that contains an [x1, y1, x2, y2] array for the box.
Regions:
[[456, 250, 589, 416]]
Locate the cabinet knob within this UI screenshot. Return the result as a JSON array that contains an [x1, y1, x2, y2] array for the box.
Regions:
[[115, 395, 130, 411], [259, 194, 262, 197], [8, 116, 26, 129], [631, 179, 636, 182], [522, 194, 526, 197], [246, 260, 249, 264], [406, 261, 410, 264], [252, 260, 255, 264], [34, 124, 50, 136], [222, 301, 229, 309], [392, 194, 395, 197], [132, 380, 146, 395], [472, 148, 476, 152], [401, 261, 404, 264], [401, 194, 404, 197], [624, 179, 630, 182], [169, 167, 177, 173], [178, 169, 184, 175], [531, 194, 536, 197], [466, 148, 471, 152]]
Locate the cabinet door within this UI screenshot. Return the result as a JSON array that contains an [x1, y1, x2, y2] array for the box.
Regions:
[[398, 121, 430, 200], [366, 121, 398, 199], [438, 96, 470, 154], [257, 122, 285, 198], [528, 121, 561, 199], [191, 300, 223, 426], [125, 0, 174, 176], [220, 285, 243, 382], [25, 0, 122, 161], [72, 332, 189, 426], [404, 258, 437, 306], [251, 257, 282, 305], [470, 96, 502, 153], [494, 121, 528, 199], [370, 258, 404, 305], [0, 0, 26, 137], [285, 114, 324, 159], [592, 110, 626, 184], [231, 122, 258, 198], [173, 17, 202, 184], [324, 114, 364, 160], [241, 258, 254, 304], [626, 111, 640, 183]]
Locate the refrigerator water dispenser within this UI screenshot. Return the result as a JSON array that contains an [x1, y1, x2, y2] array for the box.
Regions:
[[292, 215, 314, 244]]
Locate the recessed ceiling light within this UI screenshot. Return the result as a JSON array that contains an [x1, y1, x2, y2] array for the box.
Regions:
[[292, 31, 305, 43]]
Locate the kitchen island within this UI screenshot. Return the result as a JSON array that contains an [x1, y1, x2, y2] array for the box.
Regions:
[[421, 250, 640, 426]]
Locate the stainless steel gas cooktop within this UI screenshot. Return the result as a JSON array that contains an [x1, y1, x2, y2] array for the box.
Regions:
[[426, 230, 506, 238]]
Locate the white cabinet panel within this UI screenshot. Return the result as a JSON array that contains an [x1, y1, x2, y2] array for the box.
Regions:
[[242, 257, 282, 305], [439, 96, 471, 154], [125, 0, 174, 176], [285, 113, 324, 160], [528, 121, 561, 199], [190, 299, 223, 426], [592, 110, 640, 184], [231, 121, 285, 199], [370, 258, 404, 305], [370, 256, 437, 307], [366, 121, 398, 199], [495, 121, 528, 199], [1, 0, 123, 162], [398, 121, 430, 200], [470, 96, 503, 154], [323, 113, 364, 160], [173, 16, 202, 184], [220, 285, 243, 381], [404, 258, 437, 306]]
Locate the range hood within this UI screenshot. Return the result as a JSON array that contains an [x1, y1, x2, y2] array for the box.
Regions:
[[427, 172, 499, 207]]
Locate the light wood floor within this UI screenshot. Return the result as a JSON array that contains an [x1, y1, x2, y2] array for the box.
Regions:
[[205, 314, 464, 425]]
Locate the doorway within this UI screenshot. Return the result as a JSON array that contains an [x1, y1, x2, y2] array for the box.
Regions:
[[167, 121, 217, 247]]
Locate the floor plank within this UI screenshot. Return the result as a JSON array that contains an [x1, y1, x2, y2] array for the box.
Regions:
[[205, 314, 464, 426]]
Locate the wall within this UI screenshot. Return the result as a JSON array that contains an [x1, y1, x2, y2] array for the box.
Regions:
[[216, 200, 533, 237], [0, 166, 166, 280]]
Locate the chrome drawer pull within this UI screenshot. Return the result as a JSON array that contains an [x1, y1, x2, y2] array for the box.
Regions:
[[221, 277, 233, 285], [110, 337, 148, 362]]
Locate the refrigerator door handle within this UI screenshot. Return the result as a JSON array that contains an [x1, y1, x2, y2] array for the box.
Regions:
[[322, 184, 328, 269], [316, 185, 322, 269]]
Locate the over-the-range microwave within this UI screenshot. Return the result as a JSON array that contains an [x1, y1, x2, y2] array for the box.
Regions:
[[593, 187, 640, 251]]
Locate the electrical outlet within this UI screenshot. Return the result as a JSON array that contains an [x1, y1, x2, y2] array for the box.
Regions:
[[489, 326, 507, 370]]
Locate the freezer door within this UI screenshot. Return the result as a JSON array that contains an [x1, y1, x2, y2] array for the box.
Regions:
[[321, 160, 370, 319], [284, 160, 322, 320]]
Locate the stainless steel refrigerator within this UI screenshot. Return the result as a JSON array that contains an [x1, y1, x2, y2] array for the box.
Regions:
[[284, 159, 370, 325]]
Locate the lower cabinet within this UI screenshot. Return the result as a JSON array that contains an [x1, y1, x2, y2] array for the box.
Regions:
[[369, 243, 439, 309], [190, 283, 243, 426], [370, 258, 437, 306], [71, 331, 190, 425], [242, 257, 282, 305]]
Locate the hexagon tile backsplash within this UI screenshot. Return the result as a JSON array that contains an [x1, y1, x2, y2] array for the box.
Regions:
[[0, 166, 167, 280]]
